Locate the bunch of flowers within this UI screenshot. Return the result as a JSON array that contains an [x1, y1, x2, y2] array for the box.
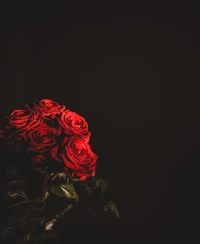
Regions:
[[0, 99, 98, 181]]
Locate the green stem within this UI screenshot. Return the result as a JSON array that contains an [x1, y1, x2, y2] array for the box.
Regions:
[[8, 200, 33, 208]]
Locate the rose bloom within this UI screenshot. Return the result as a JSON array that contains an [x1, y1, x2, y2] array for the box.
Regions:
[[51, 136, 98, 181], [25, 124, 61, 153], [26, 99, 66, 118], [6, 109, 44, 142], [58, 110, 89, 136]]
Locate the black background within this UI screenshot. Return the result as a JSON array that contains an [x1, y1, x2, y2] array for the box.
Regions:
[[1, 2, 200, 243]]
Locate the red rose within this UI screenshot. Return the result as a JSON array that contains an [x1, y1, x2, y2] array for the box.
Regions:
[[6, 109, 44, 142], [80, 131, 91, 143], [58, 110, 89, 136], [25, 124, 61, 153], [26, 99, 66, 118], [31, 154, 46, 163], [51, 136, 98, 181]]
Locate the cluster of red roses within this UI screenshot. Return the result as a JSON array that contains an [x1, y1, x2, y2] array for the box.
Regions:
[[0, 99, 98, 181]]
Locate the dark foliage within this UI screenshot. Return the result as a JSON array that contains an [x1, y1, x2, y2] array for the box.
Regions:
[[0, 153, 126, 244]]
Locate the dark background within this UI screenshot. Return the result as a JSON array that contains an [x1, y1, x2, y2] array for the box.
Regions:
[[1, 2, 200, 243]]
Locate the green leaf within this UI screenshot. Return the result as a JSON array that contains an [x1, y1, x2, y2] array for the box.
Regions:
[[0, 202, 43, 242], [52, 172, 68, 183], [49, 181, 79, 202], [80, 176, 109, 196], [103, 201, 120, 218], [92, 176, 109, 194], [0, 180, 28, 201]]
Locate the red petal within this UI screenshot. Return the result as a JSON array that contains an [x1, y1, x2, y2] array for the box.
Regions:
[[50, 145, 60, 161]]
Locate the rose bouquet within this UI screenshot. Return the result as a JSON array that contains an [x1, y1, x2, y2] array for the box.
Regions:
[[0, 99, 98, 181], [0, 99, 122, 243]]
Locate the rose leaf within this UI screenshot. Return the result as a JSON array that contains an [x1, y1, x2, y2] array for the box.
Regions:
[[103, 201, 120, 218], [49, 181, 79, 202]]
